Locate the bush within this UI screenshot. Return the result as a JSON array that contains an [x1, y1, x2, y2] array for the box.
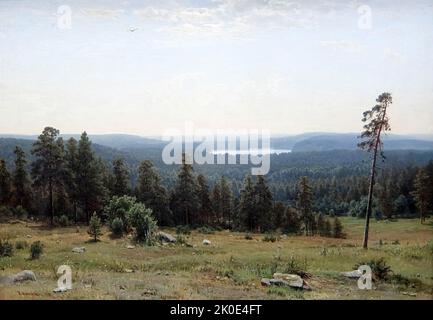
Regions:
[[0, 206, 12, 219], [355, 258, 392, 281], [284, 256, 310, 278], [197, 225, 215, 234], [15, 240, 28, 250], [104, 196, 136, 232], [0, 239, 13, 257], [13, 206, 28, 219], [127, 203, 157, 244], [30, 241, 43, 259], [263, 233, 279, 243], [176, 225, 191, 235], [88, 213, 103, 242], [110, 217, 124, 236], [244, 233, 253, 240], [58, 215, 70, 227]]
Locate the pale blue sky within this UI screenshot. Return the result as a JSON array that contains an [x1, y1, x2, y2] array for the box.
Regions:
[[0, 0, 432, 135]]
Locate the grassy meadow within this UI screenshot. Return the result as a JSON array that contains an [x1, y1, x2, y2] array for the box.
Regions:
[[0, 217, 432, 300]]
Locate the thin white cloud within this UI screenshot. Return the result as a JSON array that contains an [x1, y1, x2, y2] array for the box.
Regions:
[[320, 40, 364, 53]]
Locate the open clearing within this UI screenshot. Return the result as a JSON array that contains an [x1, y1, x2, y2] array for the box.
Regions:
[[0, 217, 432, 300]]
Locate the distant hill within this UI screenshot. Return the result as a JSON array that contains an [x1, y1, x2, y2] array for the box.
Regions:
[[287, 134, 433, 152], [1, 133, 432, 162]]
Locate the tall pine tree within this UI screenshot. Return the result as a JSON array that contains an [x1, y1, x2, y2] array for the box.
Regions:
[[136, 160, 172, 226], [31, 127, 65, 225], [13, 146, 30, 209], [0, 159, 11, 205], [171, 155, 199, 225], [297, 176, 314, 236]]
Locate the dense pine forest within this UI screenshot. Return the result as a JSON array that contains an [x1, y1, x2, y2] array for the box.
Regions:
[[0, 127, 432, 236]]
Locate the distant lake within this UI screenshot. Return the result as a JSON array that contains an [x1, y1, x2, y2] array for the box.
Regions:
[[211, 149, 292, 155]]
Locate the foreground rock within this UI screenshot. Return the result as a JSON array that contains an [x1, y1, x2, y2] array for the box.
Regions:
[[202, 239, 211, 245], [157, 232, 177, 243], [72, 247, 86, 253], [261, 273, 311, 290], [13, 270, 37, 282], [0, 270, 37, 284], [340, 270, 362, 279]]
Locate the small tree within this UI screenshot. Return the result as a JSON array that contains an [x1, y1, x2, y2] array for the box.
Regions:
[[333, 217, 344, 239], [88, 212, 103, 242], [30, 241, 43, 259]]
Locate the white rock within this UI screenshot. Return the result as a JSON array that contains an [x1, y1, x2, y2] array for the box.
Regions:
[[13, 270, 37, 282], [202, 239, 211, 245], [341, 270, 363, 279], [72, 247, 86, 253]]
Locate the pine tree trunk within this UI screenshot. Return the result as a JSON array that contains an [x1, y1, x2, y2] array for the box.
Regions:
[[363, 140, 379, 249], [49, 180, 54, 226]]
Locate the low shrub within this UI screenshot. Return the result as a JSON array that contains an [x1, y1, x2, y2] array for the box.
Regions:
[[263, 233, 278, 243], [244, 233, 253, 240], [13, 206, 28, 219], [0, 206, 13, 219], [15, 240, 28, 250], [58, 215, 70, 227], [176, 225, 191, 235], [0, 239, 13, 257], [284, 256, 310, 278], [30, 241, 43, 259], [197, 226, 215, 234], [110, 217, 124, 236], [355, 257, 392, 281]]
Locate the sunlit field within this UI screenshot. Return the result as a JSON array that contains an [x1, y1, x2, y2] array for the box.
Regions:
[[1, 217, 432, 300]]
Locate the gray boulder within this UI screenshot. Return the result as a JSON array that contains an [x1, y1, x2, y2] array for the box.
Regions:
[[72, 247, 86, 253], [157, 232, 177, 243], [341, 270, 362, 279], [273, 273, 304, 289], [261, 273, 311, 290], [13, 270, 37, 282]]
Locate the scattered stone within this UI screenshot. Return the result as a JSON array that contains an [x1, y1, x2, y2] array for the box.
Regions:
[[273, 273, 304, 288], [123, 269, 134, 273], [157, 232, 177, 243], [119, 285, 127, 290], [84, 284, 92, 289], [260, 273, 311, 290], [26, 235, 32, 238], [261, 278, 271, 286], [13, 270, 37, 283], [203, 239, 211, 246], [72, 247, 86, 253], [142, 289, 156, 296], [53, 287, 69, 293], [126, 245, 135, 249], [402, 291, 417, 297], [340, 270, 362, 279]]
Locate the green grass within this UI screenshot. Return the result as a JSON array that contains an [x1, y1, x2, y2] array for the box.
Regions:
[[0, 217, 432, 300]]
